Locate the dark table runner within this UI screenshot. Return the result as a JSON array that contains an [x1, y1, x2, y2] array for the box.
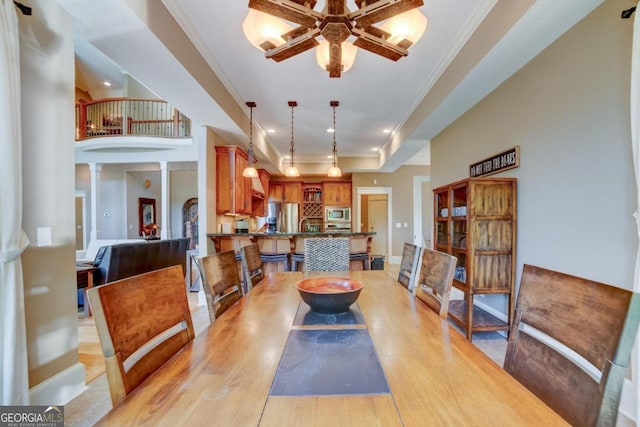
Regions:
[[293, 302, 365, 326], [270, 328, 390, 396]]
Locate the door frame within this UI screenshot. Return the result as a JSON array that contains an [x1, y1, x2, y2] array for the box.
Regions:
[[75, 191, 88, 255], [355, 186, 392, 262], [413, 176, 431, 248]]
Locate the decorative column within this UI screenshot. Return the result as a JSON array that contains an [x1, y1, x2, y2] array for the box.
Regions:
[[88, 162, 102, 242], [159, 161, 171, 239]]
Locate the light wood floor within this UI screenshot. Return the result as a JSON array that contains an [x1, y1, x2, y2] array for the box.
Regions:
[[67, 262, 507, 426]]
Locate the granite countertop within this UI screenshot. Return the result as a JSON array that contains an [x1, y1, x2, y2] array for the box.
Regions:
[[207, 231, 376, 237]]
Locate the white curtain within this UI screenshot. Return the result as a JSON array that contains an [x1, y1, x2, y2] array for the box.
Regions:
[[0, 0, 30, 405], [631, 3, 640, 424]]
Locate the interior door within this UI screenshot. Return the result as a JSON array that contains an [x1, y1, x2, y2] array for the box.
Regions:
[[368, 196, 388, 256]]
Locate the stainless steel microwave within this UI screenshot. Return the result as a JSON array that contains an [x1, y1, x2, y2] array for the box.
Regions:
[[325, 206, 351, 222]]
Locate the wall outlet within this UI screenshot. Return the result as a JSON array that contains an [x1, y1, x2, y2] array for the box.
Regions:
[[395, 223, 401, 228], [403, 223, 408, 228]]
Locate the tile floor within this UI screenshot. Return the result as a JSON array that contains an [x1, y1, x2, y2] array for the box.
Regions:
[[64, 263, 508, 426]]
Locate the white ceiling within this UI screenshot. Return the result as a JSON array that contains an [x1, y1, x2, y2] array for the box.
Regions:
[[60, 0, 604, 174]]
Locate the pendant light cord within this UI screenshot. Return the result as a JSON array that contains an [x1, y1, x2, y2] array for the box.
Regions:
[[248, 104, 254, 166], [331, 104, 338, 167], [290, 104, 295, 167]]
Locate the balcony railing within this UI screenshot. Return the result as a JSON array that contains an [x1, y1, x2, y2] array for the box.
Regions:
[[75, 98, 191, 140]]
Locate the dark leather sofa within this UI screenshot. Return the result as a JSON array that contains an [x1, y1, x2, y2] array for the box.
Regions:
[[93, 238, 190, 285]]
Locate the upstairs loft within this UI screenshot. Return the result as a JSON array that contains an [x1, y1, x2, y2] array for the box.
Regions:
[[75, 98, 192, 151]]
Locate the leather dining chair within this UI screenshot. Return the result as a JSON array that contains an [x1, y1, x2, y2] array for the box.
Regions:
[[414, 248, 457, 319], [304, 237, 350, 271], [197, 250, 244, 323], [504, 264, 640, 427], [87, 265, 195, 406], [397, 242, 421, 291], [240, 243, 264, 293]]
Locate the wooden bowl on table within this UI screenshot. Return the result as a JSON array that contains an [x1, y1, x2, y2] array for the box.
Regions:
[[295, 277, 364, 314]]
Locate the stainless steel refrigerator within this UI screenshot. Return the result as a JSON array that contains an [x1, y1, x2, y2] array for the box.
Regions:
[[266, 202, 299, 233], [282, 203, 299, 233]]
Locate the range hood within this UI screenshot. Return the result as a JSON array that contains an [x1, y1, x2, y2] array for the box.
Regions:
[[251, 176, 265, 197]]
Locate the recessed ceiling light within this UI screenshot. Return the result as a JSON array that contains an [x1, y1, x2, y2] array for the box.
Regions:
[[327, 155, 333, 159], [267, 129, 275, 133], [371, 147, 380, 151], [326, 128, 335, 133], [283, 155, 291, 159], [383, 129, 392, 134], [103, 81, 111, 87]]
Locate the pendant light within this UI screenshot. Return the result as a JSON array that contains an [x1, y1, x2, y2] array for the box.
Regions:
[[285, 101, 301, 177], [242, 101, 259, 178], [327, 100, 342, 177]]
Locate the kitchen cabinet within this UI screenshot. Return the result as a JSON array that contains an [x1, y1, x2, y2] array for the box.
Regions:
[[433, 177, 517, 340], [283, 181, 302, 204], [323, 181, 352, 206], [269, 182, 283, 202], [215, 146, 251, 215], [269, 181, 302, 204]]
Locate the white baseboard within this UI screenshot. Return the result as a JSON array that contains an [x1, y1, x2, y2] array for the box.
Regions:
[[29, 362, 87, 405], [618, 378, 637, 425]]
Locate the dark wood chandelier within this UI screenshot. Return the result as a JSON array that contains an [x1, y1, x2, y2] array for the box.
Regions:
[[247, 0, 425, 77]]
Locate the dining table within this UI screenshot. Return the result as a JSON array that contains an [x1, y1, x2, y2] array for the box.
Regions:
[[95, 270, 568, 426]]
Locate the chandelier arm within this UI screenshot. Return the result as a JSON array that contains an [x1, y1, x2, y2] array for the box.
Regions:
[[349, 0, 423, 27]]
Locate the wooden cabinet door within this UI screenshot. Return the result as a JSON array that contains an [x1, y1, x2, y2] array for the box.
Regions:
[[337, 182, 352, 205], [323, 182, 351, 205], [269, 182, 283, 202], [233, 148, 250, 214], [283, 182, 302, 204], [215, 146, 250, 215], [215, 147, 233, 214]]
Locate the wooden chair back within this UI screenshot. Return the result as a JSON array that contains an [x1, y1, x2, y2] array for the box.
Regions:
[[414, 248, 457, 319], [241, 243, 264, 292], [87, 265, 195, 406], [504, 264, 640, 427], [304, 238, 350, 271], [398, 242, 420, 291], [197, 250, 243, 322]]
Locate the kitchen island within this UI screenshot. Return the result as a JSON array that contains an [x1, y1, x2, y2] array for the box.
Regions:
[[207, 231, 376, 272]]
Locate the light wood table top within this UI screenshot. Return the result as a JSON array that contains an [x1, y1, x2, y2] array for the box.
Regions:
[[96, 271, 568, 426]]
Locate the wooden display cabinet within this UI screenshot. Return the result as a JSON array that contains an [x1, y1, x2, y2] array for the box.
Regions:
[[302, 184, 323, 231], [323, 181, 352, 206], [434, 177, 517, 340], [215, 146, 251, 215]]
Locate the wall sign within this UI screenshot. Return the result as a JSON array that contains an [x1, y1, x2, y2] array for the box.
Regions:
[[469, 146, 520, 177]]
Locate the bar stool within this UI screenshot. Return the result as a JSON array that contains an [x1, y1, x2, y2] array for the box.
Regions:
[[255, 236, 291, 273], [290, 253, 304, 271], [349, 236, 371, 270], [260, 253, 290, 272], [349, 252, 370, 270]]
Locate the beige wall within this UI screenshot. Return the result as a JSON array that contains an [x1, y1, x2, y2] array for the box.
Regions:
[[432, 0, 635, 302], [352, 165, 430, 257], [19, 1, 81, 399]]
